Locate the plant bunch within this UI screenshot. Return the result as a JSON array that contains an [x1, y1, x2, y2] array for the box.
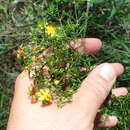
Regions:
[[16, 21, 92, 106], [16, 0, 130, 109]]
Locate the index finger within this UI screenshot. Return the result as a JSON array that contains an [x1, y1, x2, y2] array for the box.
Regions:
[[70, 38, 102, 55]]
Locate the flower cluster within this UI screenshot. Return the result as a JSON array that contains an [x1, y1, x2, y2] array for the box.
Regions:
[[37, 22, 57, 37], [16, 20, 88, 107], [38, 89, 52, 104], [16, 22, 58, 105], [45, 24, 56, 37], [28, 85, 52, 104]]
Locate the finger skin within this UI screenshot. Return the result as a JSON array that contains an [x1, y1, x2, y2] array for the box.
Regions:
[[73, 63, 124, 122], [95, 114, 118, 128], [81, 38, 102, 54], [70, 38, 102, 54], [7, 63, 123, 130], [111, 63, 124, 76], [7, 37, 124, 130], [98, 116, 118, 128], [8, 37, 103, 130], [112, 87, 128, 97], [94, 87, 128, 128], [95, 63, 126, 128]]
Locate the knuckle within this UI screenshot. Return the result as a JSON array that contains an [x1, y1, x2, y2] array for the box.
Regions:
[[86, 77, 110, 103]]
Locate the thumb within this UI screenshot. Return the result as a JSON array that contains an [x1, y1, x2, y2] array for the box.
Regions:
[[75, 63, 124, 118]]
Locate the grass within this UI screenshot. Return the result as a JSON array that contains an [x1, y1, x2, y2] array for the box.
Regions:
[[0, 0, 130, 129]]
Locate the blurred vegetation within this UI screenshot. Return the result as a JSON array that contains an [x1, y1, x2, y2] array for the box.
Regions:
[[0, 0, 130, 129]]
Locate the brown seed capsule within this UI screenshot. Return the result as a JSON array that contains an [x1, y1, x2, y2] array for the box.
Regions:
[[31, 95, 38, 103], [42, 65, 51, 79]]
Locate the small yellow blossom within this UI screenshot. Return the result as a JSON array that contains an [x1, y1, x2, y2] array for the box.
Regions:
[[31, 56, 36, 62], [38, 89, 52, 103], [16, 53, 20, 59], [24, 64, 32, 71], [45, 24, 56, 37], [54, 80, 60, 85]]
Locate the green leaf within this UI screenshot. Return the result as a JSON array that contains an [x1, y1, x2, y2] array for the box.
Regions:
[[0, 5, 6, 11], [92, 0, 104, 4], [110, 8, 117, 18]]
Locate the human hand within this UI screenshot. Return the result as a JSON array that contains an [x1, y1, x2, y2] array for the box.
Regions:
[[7, 38, 128, 130]]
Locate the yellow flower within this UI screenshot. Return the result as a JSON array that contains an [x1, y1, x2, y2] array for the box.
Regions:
[[38, 89, 52, 103], [31, 56, 36, 62], [54, 80, 60, 85], [16, 53, 20, 59], [45, 24, 56, 37]]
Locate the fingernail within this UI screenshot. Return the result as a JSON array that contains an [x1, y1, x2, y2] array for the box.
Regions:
[[99, 64, 116, 81]]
